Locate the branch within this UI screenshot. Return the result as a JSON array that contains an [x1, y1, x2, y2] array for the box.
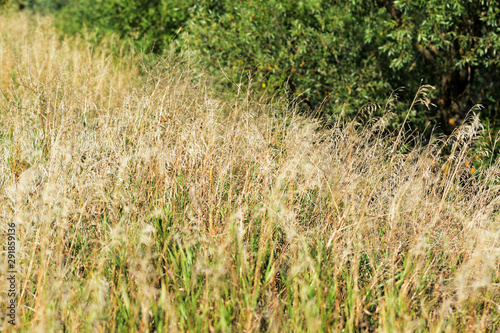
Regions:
[[416, 43, 437, 65], [428, 43, 444, 59]]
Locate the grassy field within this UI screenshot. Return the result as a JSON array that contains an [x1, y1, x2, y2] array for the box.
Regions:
[[1, 12, 500, 332]]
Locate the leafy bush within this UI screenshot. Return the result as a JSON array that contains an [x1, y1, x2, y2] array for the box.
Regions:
[[4, 0, 500, 136], [185, 0, 500, 132], [379, 0, 500, 133], [54, 0, 194, 54], [185, 1, 394, 122]]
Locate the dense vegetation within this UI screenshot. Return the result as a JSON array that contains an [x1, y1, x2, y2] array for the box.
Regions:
[[0, 3, 500, 332], [5, 0, 500, 135]]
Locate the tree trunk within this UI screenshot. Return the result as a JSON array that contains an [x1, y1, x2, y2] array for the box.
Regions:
[[439, 59, 474, 134]]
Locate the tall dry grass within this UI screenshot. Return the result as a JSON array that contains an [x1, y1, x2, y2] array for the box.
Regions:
[[0, 12, 500, 332]]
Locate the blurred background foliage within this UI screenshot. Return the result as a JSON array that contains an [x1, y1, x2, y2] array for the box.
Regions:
[[2, 0, 500, 140]]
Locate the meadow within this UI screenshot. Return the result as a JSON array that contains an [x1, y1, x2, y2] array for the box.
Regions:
[[1, 12, 500, 332]]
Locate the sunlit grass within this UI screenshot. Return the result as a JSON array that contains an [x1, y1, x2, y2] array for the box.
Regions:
[[1, 12, 500, 332]]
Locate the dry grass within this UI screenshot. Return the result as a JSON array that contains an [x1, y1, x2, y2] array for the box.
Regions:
[[1, 12, 500, 332]]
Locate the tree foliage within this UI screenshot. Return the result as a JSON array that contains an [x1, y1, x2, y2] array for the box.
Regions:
[[379, 0, 500, 132], [3, 0, 500, 134], [185, 1, 393, 122]]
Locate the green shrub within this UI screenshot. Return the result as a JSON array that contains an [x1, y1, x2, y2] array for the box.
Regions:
[[185, 0, 394, 121], [6, 0, 500, 137], [184, 0, 500, 133], [378, 0, 500, 133], [55, 0, 194, 54]]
